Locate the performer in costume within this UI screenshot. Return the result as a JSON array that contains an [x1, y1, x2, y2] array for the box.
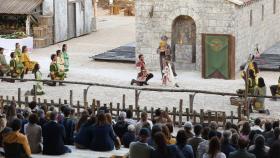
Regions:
[[162, 59, 171, 86], [62, 44, 69, 72], [134, 54, 153, 85], [157, 35, 177, 77], [21, 46, 37, 73], [251, 77, 269, 114], [49, 54, 65, 86], [131, 67, 148, 86], [10, 52, 24, 81], [56, 50, 65, 72], [0, 47, 10, 77], [32, 63, 44, 95]]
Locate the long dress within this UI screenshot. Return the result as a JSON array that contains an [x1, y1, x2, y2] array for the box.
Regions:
[[63, 51, 69, 72], [0, 54, 10, 75], [254, 86, 266, 110], [10, 58, 24, 78], [56, 56, 65, 72], [35, 71, 44, 95], [21, 52, 37, 72], [50, 62, 65, 80]]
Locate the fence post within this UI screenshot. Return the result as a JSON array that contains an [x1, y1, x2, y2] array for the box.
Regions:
[[193, 110, 197, 124], [135, 89, 140, 109], [110, 102, 113, 114], [208, 111, 211, 124], [96, 100, 100, 110], [151, 107, 154, 122], [38, 98, 41, 104], [18, 88, 21, 108], [92, 99, 96, 115], [32, 85, 37, 101], [189, 94, 195, 113], [50, 100, 54, 107], [238, 105, 242, 122], [25, 96, 29, 107], [186, 108, 190, 121], [116, 103, 120, 116], [230, 111, 234, 124], [122, 94, 126, 109], [215, 111, 218, 124], [172, 107, 176, 126], [64, 100, 68, 104], [222, 112, 226, 127], [200, 109, 204, 125], [136, 106, 140, 120], [0, 96, 3, 113], [83, 89, 87, 107], [59, 98, 62, 105], [70, 90, 73, 106], [77, 101, 80, 115], [179, 99, 183, 127]]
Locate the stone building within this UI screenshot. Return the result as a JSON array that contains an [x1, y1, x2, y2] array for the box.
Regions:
[[136, 0, 280, 77]]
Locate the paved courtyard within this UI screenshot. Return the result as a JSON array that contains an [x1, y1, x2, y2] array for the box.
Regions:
[[0, 15, 280, 120]]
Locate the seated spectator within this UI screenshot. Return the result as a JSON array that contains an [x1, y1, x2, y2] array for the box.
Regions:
[[20, 110, 30, 134], [105, 113, 115, 125], [248, 130, 259, 146], [75, 111, 89, 133], [230, 133, 239, 150], [122, 124, 136, 148], [184, 121, 194, 139], [89, 113, 120, 151], [251, 118, 263, 132], [166, 123, 175, 137], [135, 112, 153, 135], [188, 124, 204, 158], [162, 124, 176, 145], [74, 115, 96, 149], [28, 101, 37, 112], [24, 114, 42, 154], [266, 127, 280, 147], [125, 109, 137, 125], [263, 122, 274, 142], [268, 141, 280, 158], [129, 128, 153, 158], [203, 137, 226, 158], [229, 138, 256, 158], [148, 124, 162, 147], [224, 122, 232, 130], [176, 130, 194, 158], [61, 107, 75, 145], [150, 132, 184, 158], [37, 109, 47, 127], [3, 118, 31, 158], [248, 135, 269, 158], [221, 130, 236, 157], [42, 111, 71, 155], [198, 130, 217, 158], [240, 122, 251, 141], [0, 115, 11, 148], [272, 121, 279, 130], [201, 127, 210, 140], [113, 112, 129, 141]]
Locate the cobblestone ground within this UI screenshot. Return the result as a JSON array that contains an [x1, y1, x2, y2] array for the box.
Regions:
[[0, 16, 279, 120]]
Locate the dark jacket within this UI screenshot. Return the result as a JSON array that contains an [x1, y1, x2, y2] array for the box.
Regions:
[[187, 137, 204, 158], [221, 141, 236, 158], [122, 131, 136, 148], [150, 145, 185, 158], [61, 117, 75, 145], [229, 149, 256, 158], [176, 144, 194, 158], [74, 123, 92, 148], [42, 121, 67, 155], [113, 121, 128, 140], [248, 148, 268, 158], [89, 124, 117, 151]]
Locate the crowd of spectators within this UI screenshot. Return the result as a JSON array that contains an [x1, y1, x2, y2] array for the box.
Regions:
[[0, 101, 279, 158]]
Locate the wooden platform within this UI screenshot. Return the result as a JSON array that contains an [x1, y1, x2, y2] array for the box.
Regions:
[[91, 43, 135, 63], [0, 146, 128, 158]]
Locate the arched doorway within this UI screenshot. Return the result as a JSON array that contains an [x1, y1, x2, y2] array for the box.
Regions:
[[171, 15, 196, 70]]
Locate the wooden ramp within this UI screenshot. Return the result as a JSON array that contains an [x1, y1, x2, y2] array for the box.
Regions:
[[91, 43, 135, 63]]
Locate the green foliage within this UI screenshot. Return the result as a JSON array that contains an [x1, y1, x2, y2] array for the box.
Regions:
[[0, 31, 27, 39]]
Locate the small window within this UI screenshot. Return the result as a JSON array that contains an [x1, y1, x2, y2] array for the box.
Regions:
[[250, 10, 253, 26], [262, 5, 264, 21], [273, 0, 277, 14]]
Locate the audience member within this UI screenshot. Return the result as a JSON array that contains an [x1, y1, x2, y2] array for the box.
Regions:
[[229, 138, 256, 158], [75, 111, 89, 133], [148, 124, 162, 147], [125, 110, 137, 125], [203, 137, 226, 158], [135, 112, 153, 135], [24, 113, 42, 154], [221, 130, 236, 157], [3, 118, 31, 158], [42, 111, 71, 155], [129, 128, 153, 158], [266, 127, 280, 147], [240, 122, 251, 141], [162, 124, 176, 144], [184, 121, 194, 139], [188, 124, 204, 158], [251, 118, 263, 132], [230, 133, 239, 150], [150, 132, 184, 158], [248, 135, 269, 158], [113, 112, 129, 141], [61, 107, 75, 145], [263, 122, 274, 142], [122, 124, 136, 148], [268, 141, 280, 158], [198, 130, 217, 158], [176, 130, 194, 158]]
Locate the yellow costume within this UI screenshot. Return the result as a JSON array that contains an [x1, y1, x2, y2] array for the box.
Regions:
[[56, 56, 65, 72], [21, 52, 37, 72]]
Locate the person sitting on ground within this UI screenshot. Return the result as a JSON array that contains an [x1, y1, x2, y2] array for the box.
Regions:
[[248, 69, 257, 95], [269, 76, 280, 99], [21, 46, 37, 73], [240, 122, 251, 141], [62, 44, 69, 72], [184, 121, 194, 140], [263, 121, 274, 142], [251, 118, 264, 133], [24, 113, 42, 154], [129, 128, 154, 158], [0, 114, 11, 148], [20, 110, 30, 134], [48, 54, 65, 86], [188, 124, 204, 158], [32, 63, 44, 95], [147, 124, 162, 147], [61, 107, 75, 145], [131, 54, 153, 86], [88, 112, 120, 151], [150, 131, 184, 158], [125, 109, 137, 125], [135, 112, 153, 135], [56, 50, 65, 72], [0, 47, 10, 77], [3, 118, 31, 158], [268, 141, 280, 158], [252, 77, 268, 113], [75, 111, 89, 134], [229, 138, 256, 158], [266, 127, 280, 147], [157, 110, 172, 125], [42, 111, 71, 155], [203, 137, 226, 158], [74, 115, 96, 149], [113, 112, 129, 142], [176, 130, 194, 158], [198, 130, 218, 158], [230, 133, 239, 150], [162, 124, 176, 145], [221, 130, 236, 158], [248, 134, 269, 158], [122, 124, 136, 148], [10, 52, 24, 81]]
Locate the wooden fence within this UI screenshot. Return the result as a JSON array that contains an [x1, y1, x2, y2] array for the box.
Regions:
[[0, 88, 242, 127]]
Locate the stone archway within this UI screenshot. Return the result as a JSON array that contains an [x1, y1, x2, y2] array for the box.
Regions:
[[172, 15, 196, 69]]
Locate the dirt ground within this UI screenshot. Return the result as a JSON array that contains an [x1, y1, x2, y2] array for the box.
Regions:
[[0, 13, 279, 120]]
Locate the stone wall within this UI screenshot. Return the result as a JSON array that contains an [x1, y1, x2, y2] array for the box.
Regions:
[[234, 0, 280, 70], [54, 0, 68, 43], [136, 0, 280, 74]]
